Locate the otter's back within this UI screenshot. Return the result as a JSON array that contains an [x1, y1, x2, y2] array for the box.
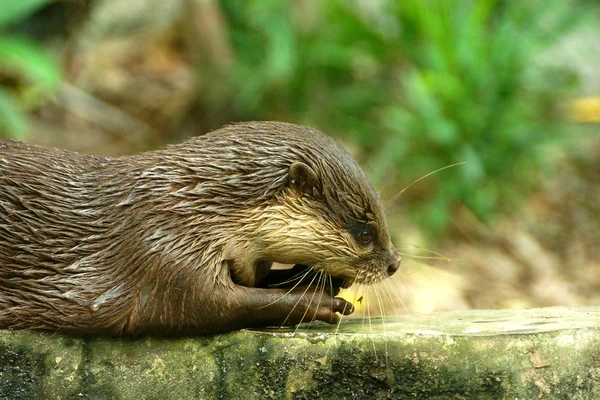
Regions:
[[0, 142, 137, 275]]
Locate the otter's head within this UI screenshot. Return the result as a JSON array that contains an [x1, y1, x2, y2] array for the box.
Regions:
[[232, 122, 401, 286], [158, 122, 399, 287]]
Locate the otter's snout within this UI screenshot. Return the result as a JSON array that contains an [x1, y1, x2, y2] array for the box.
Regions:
[[386, 250, 401, 277]]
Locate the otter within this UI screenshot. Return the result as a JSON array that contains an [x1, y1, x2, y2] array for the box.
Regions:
[[0, 122, 399, 335]]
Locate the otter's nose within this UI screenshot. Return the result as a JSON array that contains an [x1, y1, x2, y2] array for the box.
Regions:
[[387, 251, 401, 277]]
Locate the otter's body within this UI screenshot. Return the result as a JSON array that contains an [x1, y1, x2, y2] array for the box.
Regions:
[[0, 122, 398, 335]]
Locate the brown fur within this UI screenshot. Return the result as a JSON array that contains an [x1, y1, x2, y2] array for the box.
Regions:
[[0, 122, 398, 335]]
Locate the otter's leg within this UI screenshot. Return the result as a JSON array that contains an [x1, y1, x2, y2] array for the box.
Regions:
[[138, 282, 354, 335], [223, 285, 354, 331]]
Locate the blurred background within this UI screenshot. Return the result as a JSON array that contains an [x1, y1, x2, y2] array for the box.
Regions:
[[1, 0, 599, 316]]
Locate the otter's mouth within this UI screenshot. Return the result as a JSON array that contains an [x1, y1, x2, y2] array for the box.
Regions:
[[298, 264, 355, 290], [333, 276, 354, 289], [258, 263, 355, 295]]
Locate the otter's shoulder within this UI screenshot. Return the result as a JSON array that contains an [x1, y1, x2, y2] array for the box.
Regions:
[[0, 139, 21, 150], [0, 140, 52, 159], [173, 121, 336, 152], [202, 121, 342, 150], [1, 140, 67, 154], [226, 121, 326, 138]]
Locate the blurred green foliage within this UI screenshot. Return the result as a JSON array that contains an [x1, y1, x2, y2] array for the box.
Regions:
[[0, 0, 591, 241], [219, 0, 587, 238], [0, 0, 60, 139]]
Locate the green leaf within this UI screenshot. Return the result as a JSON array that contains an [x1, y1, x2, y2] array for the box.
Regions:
[[265, 20, 295, 83], [0, 0, 53, 29], [0, 35, 61, 105], [459, 144, 485, 183], [0, 89, 28, 139]]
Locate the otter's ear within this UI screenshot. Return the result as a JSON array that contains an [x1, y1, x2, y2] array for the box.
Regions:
[[288, 162, 320, 196]]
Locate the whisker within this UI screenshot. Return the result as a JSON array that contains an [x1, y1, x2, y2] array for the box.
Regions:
[[359, 284, 368, 331], [405, 245, 453, 262], [385, 276, 412, 315], [328, 274, 334, 311], [373, 283, 386, 318], [381, 280, 401, 317], [327, 283, 353, 362], [344, 284, 361, 307], [256, 266, 314, 309], [373, 283, 388, 363], [397, 253, 452, 261], [386, 162, 466, 209], [281, 269, 320, 328], [368, 160, 384, 185], [334, 284, 355, 336], [302, 271, 327, 332], [50, 324, 63, 338], [333, 299, 349, 336], [295, 271, 323, 332], [365, 286, 378, 362], [268, 267, 316, 287]]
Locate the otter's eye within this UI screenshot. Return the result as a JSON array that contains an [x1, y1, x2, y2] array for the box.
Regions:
[[350, 223, 376, 246], [358, 230, 373, 245]]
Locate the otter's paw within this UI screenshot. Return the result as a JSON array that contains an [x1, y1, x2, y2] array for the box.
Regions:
[[286, 289, 354, 325], [315, 296, 355, 324]]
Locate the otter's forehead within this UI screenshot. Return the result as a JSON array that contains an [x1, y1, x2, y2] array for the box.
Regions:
[[319, 155, 385, 228], [227, 121, 383, 210], [255, 123, 386, 228]]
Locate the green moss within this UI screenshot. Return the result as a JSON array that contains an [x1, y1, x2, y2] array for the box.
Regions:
[[0, 341, 47, 399], [2, 307, 600, 399]]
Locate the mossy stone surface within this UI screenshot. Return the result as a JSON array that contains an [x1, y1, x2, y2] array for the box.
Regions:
[[1, 306, 600, 399]]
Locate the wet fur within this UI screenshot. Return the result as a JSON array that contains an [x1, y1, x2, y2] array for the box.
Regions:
[[0, 122, 397, 335]]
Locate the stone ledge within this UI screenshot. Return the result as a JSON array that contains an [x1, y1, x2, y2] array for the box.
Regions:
[[1, 306, 600, 399]]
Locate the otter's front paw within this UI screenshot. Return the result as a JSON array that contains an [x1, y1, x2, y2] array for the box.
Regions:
[[283, 288, 354, 326]]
